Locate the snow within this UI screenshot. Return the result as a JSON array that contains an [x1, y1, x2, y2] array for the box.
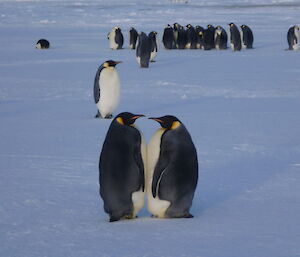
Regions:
[[1, 0, 300, 256]]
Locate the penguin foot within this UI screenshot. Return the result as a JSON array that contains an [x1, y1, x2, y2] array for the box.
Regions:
[[104, 114, 113, 119], [151, 214, 158, 218], [95, 111, 102, 118], [109, 216, 120, 222], [150, 60, 156, 62], [183, 213, 194, 218]]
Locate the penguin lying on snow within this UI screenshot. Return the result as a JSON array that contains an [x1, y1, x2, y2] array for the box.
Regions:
[[240, 25, 254, 49], [99, 112, 146, 222], [136, 32, 151, 68], [36, 39, 50, 49], [287, 25, 299, 50], [94, 60, 121, 119], [107, 27, 124, 50], [147, 115, 198, 218]]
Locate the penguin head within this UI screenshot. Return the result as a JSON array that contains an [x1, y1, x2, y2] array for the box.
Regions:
[[229, 23, 235, 27], [102, 60, 122, 68], [186, 24, 192, 28], [149, 115, 181, 130], [115, 112, 144, 126]]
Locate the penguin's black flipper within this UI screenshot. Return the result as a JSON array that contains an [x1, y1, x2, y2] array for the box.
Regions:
[[134, 139, 145, 191], [93, 66, 103, 104], [151, 146, 169, 198]]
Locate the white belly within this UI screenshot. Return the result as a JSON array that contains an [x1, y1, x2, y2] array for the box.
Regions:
[[131, 129, 147, 217], [146, 128, 171, 218], [108, 30, 118, 50], [98, 68, 120, 118], [150, 50, 157, 62]]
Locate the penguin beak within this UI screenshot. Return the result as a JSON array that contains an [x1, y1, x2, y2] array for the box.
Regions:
[[130, 114, 145, 120], [148, 117, 163, 124], [114, 61, 122, 65]]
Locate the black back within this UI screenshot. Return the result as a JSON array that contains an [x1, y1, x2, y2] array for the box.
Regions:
[[148, 31, 158, 53], [129, 27, 138, 49], [99, 119, 144, 220], [177, 25, 188, 49], [162, 25, 175, 49], [36, 39, 50, 49], [287, 26, 298, 50], [136, 32, 151, 68], [203, 28, 215, 50], [229, 23, 242, 51], [115, 28, 124, 49], [195, 26, 205, 49], [241, 25, 254, 49], [186, 25, 197, 49]]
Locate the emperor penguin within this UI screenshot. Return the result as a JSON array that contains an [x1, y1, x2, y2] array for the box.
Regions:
[[136, 32, 151, 68], [99, 112, 146, 222], [229, 23, 242, 51], [148, 31, 158, 62], [203, 25, 215, 50], [107, 27, 124, 50], [287, 25, 299, 50], [195, 25, 205, 49], [36, 39, 50, 49], [162, 24, 175, 49], [186, 24, 197, 49], [240, 25, 254, 49], [214, 26, 228, 50], [94, 60, 121, 119], [129, 27, 139, 50], [175, 24, 188, 49], [146, 115, 198, 218]]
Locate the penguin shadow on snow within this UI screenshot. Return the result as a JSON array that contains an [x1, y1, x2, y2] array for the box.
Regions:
[[195, 155, 287, 214]]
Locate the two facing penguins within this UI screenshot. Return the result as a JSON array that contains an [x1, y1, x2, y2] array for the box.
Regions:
[[99, 113, 198, 222]]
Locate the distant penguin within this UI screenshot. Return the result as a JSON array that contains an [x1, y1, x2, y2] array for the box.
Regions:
[[162, 24, 175, 49], [203, 25, 215, 50], [136, 32, 151, 68], [214, 26, 228, 50], [186, 24, 197, 49], [229, 23, 242, 51], [176, 24, 188, 49], [148, 31, 158, 62], [240, 25, 254, 49], [99, 112, 146, 222], [107, 27, 124, 50], [94, 60, 121, 119], [173, 23, 180, 48], [287, 25, 299, 50], [36, 39, 50, 49], [129, 27, 139, 50], [147, 115, 198, 218], [195, 25, 205, 49]]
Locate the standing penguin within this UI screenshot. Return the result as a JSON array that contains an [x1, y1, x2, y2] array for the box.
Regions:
[[203, 25, 215, 50], [176, 24, 188, 49], [240, 25, 254, 49], [99, 112, 146, 222], [136, 32, 151, 68], [94, 60, 121, 119], [107, 27, 124, 50], [147, 115, 198, 218], [36, 39, 50, 49], [162, 24, 175, 49], [195, 25, 205, 49], [148, 31, 158, 62], [129, 27, 139, 50], [287, 25, 299, 50], [214, 26, 228, 50], [186, 24, 197, 49], [229, 23, 242, 51]]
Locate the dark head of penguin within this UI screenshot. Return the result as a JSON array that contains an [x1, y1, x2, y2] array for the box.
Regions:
[[103, 60, 122, 68], [149, 115, 181, 130], [115, 112, 144, 126]]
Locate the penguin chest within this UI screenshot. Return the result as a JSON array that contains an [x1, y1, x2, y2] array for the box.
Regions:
[[109, 31, 118, 50], [293, 28, 299, 50], [97, 69, 120, 117], [146, 129, 171, 218]]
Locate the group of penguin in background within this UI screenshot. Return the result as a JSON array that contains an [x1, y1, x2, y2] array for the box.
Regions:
[[108, 27, 158, 68], [162, 22, 253, 51]]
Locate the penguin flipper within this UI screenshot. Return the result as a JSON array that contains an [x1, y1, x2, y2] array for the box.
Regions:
[[93, 67, 102, 104], [134, 141, 145, 191], [151, 150, 169, 198]]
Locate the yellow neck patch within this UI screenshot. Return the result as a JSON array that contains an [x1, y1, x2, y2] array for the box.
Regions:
[[116, 117, 124, 125], [171, 121, 181, 130]]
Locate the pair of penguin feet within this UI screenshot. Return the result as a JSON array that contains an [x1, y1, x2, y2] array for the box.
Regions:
[[151, 213, 194, 219], [95, 111, 113, 119], [109, 214, 137, 222]]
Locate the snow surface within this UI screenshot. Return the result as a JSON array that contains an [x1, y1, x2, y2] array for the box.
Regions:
[[1, 0, 300, 256]]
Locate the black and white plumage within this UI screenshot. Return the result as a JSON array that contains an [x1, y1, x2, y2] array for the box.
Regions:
[[214, 25, 228, 50], [162, 24, 175, 49], [186, 24, 197, 49], [229, 23, 242, 51], [175, 24, 188, 49], [107, 27, 124, 50], [99, 112, 146, 222], [136, 32, 151, 68], [287, 25, 299, 50], [147, 115, 198, 219], [94, 60, 121, 119], [129, 27, 139, 50], [195, 25, 205, 49], [240, 25, 254, 49], [148, 31, 158, 62], [36, 39, 50, 49]]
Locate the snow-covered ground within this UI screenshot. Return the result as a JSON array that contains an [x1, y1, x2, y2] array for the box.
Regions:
[[1, 0, 300, 256]]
